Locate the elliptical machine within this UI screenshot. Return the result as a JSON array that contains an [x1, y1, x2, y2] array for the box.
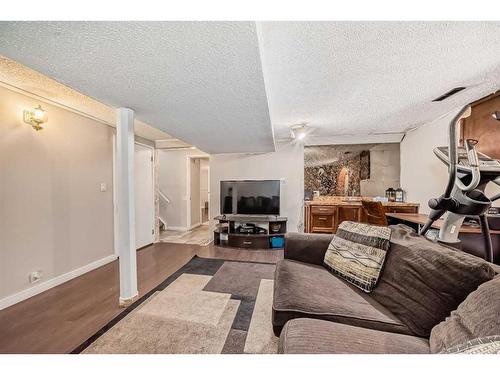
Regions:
[[419, 105, 500, 262]]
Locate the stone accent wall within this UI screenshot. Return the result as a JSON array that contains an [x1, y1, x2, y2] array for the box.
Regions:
[[304, 143, 400, 197]]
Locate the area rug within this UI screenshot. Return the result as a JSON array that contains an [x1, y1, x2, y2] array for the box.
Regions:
[[75, 257, 279, 354]]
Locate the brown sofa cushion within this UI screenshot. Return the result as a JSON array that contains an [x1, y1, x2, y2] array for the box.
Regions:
[[272, 259, 412, 335], [371, 225, 496, 337], [430, 276, 500, 353], [278, 318, 430, 354], [285, 232, 333, 266]]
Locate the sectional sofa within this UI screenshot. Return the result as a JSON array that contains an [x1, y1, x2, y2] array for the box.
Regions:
[[273, 225, 500, 354]]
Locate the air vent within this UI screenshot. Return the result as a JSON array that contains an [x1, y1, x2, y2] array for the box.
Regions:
[[432, 87, 466, 102]]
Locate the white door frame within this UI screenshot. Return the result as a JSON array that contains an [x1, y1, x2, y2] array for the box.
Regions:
[[113, 136, 156, 256], [186, 156, 210, 231]]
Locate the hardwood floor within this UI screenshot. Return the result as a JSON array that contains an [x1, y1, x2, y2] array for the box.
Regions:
[[0, 243, 283, 354]]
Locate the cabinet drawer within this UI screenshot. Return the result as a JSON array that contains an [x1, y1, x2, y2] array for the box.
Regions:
[[228, 236, 269, 249], [311, 205, 336, 215], [386, 206, 418, 214], [311, 214, 335, 233]]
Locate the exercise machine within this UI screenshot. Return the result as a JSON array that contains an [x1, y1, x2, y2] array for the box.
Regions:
[[419, 105, 500, 262]]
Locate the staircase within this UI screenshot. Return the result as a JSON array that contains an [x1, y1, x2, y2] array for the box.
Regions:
[[158, 189, 170, 231]]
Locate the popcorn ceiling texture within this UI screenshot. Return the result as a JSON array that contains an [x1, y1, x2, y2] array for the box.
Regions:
[[1, 22, 500, 151], [0, 22, 274, 154], [0, 56, 173, 141], [257, 22, 500, 143]]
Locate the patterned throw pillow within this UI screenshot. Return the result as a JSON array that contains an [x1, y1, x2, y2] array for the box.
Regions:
[[323, 221, 391, 293], [441, 336, 500, 354]]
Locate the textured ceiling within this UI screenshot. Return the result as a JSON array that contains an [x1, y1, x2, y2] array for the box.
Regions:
[[1, 22, 500, 151], [257, 21, 500, 143], [0, 22, 274, 153], [0, 56, 174, 141]]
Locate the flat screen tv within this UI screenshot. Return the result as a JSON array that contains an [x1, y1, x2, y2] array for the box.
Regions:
[[220, 180, 280, 215]]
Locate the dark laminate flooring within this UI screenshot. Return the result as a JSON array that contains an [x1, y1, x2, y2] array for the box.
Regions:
[[0, 242, 283, 353]]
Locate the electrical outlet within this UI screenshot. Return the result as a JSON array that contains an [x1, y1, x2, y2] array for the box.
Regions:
[[29, 270, 42, 284]]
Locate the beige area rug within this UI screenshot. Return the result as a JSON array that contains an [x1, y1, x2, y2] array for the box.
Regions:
[[80, 257, 279, 354], [244, 280, 279, 354]]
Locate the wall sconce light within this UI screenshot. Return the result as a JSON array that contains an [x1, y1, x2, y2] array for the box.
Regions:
[[24, 105, 48, 131]]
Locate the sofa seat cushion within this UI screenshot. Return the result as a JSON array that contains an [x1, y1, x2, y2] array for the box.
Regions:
[[430, 276, 500, 353], [272, 259, 412, 335], [278, 318, 430, 354]]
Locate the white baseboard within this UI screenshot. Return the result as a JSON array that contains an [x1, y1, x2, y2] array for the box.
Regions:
[[0, 254, 118, 311]]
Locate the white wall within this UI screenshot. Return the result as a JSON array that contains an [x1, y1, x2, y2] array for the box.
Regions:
[[401, 108, 500, 214], [210, 141, 304, 233], [0, 85, 115, 306], [157, 148, 208, 230]]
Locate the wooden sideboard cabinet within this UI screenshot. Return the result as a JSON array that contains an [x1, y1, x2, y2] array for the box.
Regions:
[[304, 198, 419, 234], [309, 205, 337, 233]]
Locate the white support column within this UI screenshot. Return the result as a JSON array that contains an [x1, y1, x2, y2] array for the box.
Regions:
[[116, 108, 138, 307]]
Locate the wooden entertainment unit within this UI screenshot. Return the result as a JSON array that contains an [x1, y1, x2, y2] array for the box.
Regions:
[[213, 215, 287, 249]]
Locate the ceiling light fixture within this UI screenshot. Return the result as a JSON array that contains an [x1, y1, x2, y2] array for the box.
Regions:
[[290, 123, 308, 141], [24, 105, 48, 131]]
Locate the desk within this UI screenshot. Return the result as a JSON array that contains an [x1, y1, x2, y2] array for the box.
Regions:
[[386, 213, 500, 264]]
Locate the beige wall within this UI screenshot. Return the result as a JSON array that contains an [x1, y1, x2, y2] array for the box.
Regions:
[[401, 108, 500, 213], [210, 141, 305, 233], [0, 85, 115, 303]]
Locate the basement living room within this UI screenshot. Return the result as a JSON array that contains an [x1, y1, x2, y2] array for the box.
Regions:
[[1, 3, 500, 373]]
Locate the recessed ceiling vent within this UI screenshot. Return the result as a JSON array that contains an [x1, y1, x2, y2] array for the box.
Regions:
[[432, 87, 466, 102]]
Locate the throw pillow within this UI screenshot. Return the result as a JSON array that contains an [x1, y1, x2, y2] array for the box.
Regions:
[[371, 224, 496, 337], [430, 276, 500, 353], [440, 336, 500, 354], [323, 221, 391, 293]]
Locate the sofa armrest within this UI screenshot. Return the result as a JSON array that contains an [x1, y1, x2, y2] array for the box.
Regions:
[[284, 232, 334, 266]]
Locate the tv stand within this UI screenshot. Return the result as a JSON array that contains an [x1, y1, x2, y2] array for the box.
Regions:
[[213, 215, 287, 249]]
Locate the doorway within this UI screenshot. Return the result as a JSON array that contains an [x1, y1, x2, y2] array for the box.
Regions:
[[157, 155, 211, 246], [200, 158, 210, 224], [187, 156, 210, 229], [160, 156, 211, 245]]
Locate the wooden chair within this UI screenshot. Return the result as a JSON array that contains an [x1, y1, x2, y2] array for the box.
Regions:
[[361, 201, 388, 226]]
